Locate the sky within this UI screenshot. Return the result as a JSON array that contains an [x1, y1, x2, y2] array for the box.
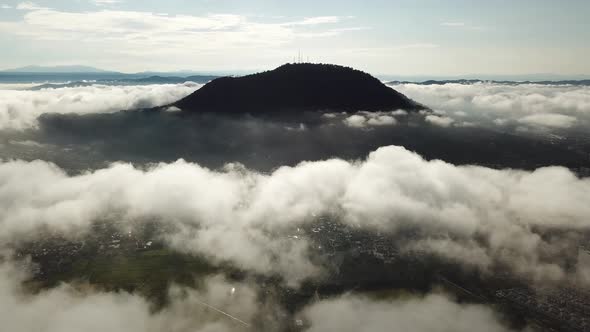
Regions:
[[0, 0, 589, 76]]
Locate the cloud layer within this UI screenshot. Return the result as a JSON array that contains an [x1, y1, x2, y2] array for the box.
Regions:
[[302, 293, 512, 332], [5, 8, 350, 47], [0, 83, 200, 129], [0, 6, 362, 71], [0, 259, 520, 332], [1, 146, 588, 285], [0, 261, 262, 332], [341, 111, 399, 128], [518, 113, 577, 128], [393, 83, 590, 130]]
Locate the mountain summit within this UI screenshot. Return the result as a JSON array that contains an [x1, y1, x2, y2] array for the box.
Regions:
[[175, 63, 425, 113]]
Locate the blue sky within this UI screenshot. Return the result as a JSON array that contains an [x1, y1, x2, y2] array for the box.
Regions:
[[0, 0, 588, 75]]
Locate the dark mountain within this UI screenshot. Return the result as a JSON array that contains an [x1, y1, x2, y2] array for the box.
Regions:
[[175, 63, 425, 114]]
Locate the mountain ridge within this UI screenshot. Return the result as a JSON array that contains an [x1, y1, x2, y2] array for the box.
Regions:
[[175, 63, 426, 114], [387, 79, 590, 86]]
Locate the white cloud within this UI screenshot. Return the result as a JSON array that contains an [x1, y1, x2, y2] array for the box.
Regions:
[[425, 114, 454, 127], [393, 83, 590, 130], [0, 83, 201, 130], [16, 1, 47, 10], [0, 258, 523, 332], [493, 118, 509, 126], [391, 109, 408, 116], [343, 111, 397, 128], [303, 293, 512, 332], [0, 146, 589, 284], [0, 8, 357, 60], [518, 113, 577, 128], [1, 4, 11, 9], [0, 261, 260, 332], [343, 114, 367, 127], [165, 106, 182, 112], [367, 115, 396, 126], [321, 112, 339, 119]]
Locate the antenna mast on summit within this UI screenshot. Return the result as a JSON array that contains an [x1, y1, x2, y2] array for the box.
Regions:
[[294, 50, 308, 63]]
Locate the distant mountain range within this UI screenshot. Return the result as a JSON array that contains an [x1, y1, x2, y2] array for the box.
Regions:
[[386, 79, 590, 86], [2, 65, 589, 84], [2, 65, 114, 73], [378, 73, 590, 82], [0, 65, 223, 84], [2, 65, 590, 90], [28, 75, 219, 90], [175, 63, 425, 114]]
